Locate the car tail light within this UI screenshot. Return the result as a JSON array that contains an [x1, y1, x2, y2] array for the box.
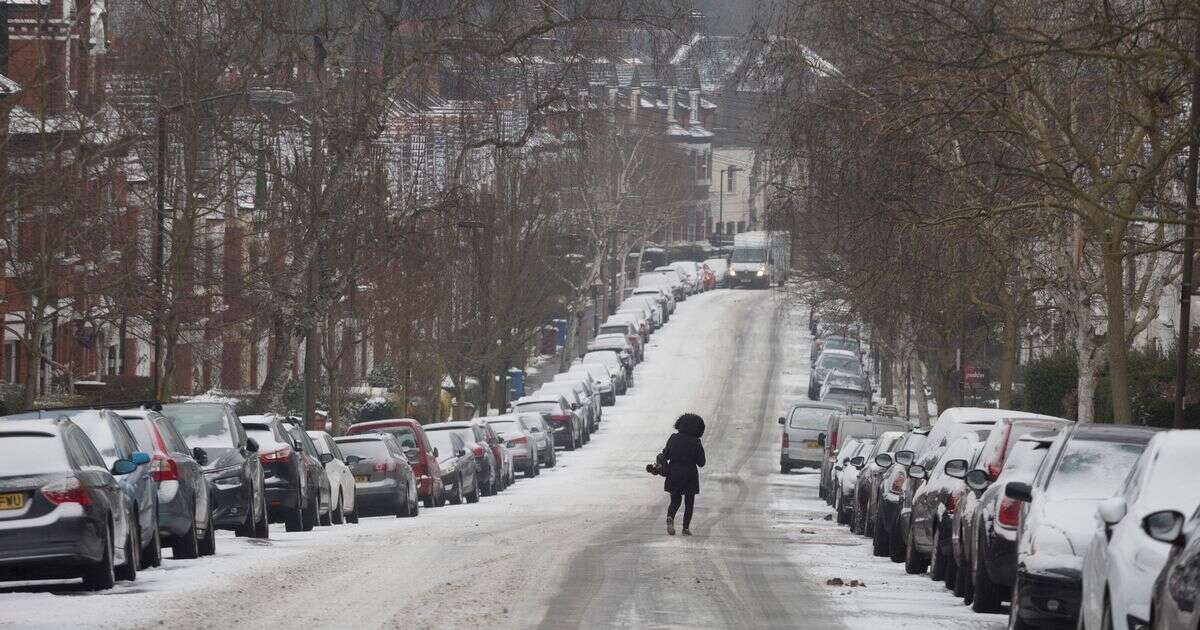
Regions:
[[152, 456, 180, 482], [782, 432, 789, 449], [947, 490, 960, 515], [472, 445, 484, 457], [997, 497, 1021, 529], [373, 462, 388, 472], [889, 469, 907, 495], [628, 335, 638, 345], [508, 436, 528, 446], [987, 422, 1014, 479], [42, 477, 90, 506], [550, 414, 571, 423], [259, 446, 292, 464], [829, 431, 839, 454]]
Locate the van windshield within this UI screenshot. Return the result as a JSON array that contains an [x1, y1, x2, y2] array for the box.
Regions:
[[731, 248, 766, 263], [789, 408, 832, 430]]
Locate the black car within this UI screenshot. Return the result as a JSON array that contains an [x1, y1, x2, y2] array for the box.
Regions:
[[905, 429, 989, 578], [421, 429, 479, 505], [425, 422, 497, 499], [118, 408, 216, 559], [1004, 424, 1155, 624], [284, 423, 333, 526], [333, 434, 419, 517], [0, 418, 142, 589], [239, 415, 313, 532], [162, 403, 269, 538], [874, 429, 928, 560]]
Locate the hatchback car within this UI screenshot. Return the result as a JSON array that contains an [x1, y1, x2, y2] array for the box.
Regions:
[[118, 408, 214, 558], [0, 418, 142, 589], [162, 402, 269, 538], [486, 415, 540, 478], [905, 429, 990, 578], [346, 418, 445, 508], [852, 431, 905, 535], [778, 401, 844, 472], [834, 438, 875, 525], [421, 429, 478, 505], [514, 395, 583, 451], [569, 363, 616, 406], [518, 411, 556, 468], [425, 422, 500, 497], [333, 434, 419, 517], [239, 415, 312, 532], [284, 423, 333, 526], [876, 430, 929, 559], [582, 351, 629, 392], [809, 349, 864, 399], [308, 430, 358, 524], [1151, 503, 1200, 630]]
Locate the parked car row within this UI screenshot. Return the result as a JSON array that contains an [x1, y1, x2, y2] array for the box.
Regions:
[[798, 401, 1200, 630], [807, 331, 871, 407]]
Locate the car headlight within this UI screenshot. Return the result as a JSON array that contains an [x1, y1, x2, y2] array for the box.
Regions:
[[756, 267, 765, 276], [728, 268, 737, 275]]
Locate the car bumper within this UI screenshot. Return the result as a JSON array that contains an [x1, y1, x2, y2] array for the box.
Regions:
[[354, 479, 402, 509], [984, 530, 1019, 587], [1014, 570, 1081, 625], [878, 493, 902, 533], [0, 505, 106, 577], [207, 472, 252, 529], [416, 475, 435, 498], [156, 485, 196, 538], [263, 482, 301, 518]]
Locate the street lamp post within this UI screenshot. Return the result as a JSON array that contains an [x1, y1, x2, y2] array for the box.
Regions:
[[718, 166, 743, 243], [152, 89, 296, 399]]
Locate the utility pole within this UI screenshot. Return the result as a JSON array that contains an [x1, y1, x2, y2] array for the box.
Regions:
[[304, 37, 327, 430], [1175, 29, 1200, 430]]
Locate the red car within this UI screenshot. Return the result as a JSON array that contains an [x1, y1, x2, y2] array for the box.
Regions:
[[345, 419, 446, 507], [700, 265, 716, 290]]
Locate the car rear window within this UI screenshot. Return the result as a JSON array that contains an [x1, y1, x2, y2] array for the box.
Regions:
[[1045, 440, 1145, 499], [789, 408, 832, 430], [163, 405, 234, 448], [515, 402, 562, 415], [487, 420, 519, 435], [71, 416, 120, 464], [121, 417, 159, 453], [243, 423, 290, 451], [0, 434, 71, 475], [337, 440, 390, 459], [600, 325, 629, 336]]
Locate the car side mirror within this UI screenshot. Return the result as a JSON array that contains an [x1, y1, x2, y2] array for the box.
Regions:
[[1143, 510, 1187, 544], [778, 417, 786, 425], [319, 452, 334, 464], [817, 433, 826, 447], [1005, 481, 1033, 503], [1097, 496, 1128, 526], [245, 437, 259, 453], [345, 455, 362, 465], [874, 453, 893, 468], [849, 456, 865, 468], [404, 447, 420, 462], [111, 459, 137, 475], [907, 464, 927, 480], [457, 449, 467, 458], [530, 427, 540, 433], [432, 447, 439, 457], [965, 468, 990, 491], [192, 447, 209, 465], [943, 458, 969, 479], [130, 451, 152, 466], [894, 450, 914, 466]]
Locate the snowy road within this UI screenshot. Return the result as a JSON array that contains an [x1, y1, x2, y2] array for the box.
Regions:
[[0, 289, 1002, 629]]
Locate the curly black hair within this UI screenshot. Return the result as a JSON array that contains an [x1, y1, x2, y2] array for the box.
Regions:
[[675, 412, 705, 438]]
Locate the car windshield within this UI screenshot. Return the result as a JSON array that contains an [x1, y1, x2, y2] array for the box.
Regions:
[[337, 439, 389, 460], [789, 408, 832, 430], [825, 390, 869, 404], [424, 431, 458, 457], [824, 338, 859, 352], [600, 325, 629, 335], [583, 353, 619, 367], [163, 405, 234, 449], [0, 434, 71, 475], [1045, 440, 1146, 499], [487, 420, 519, 436], [516, 402, 562, 415], [732, 247, 766, 263], [121, 417, 158, 453], [366, 427, 417, 449], [818, 355, 861, 372]]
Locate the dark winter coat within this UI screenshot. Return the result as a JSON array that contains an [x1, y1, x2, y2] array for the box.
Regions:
[[661, 432, 706, 495]]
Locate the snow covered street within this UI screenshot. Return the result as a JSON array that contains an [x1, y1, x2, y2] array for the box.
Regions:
[[0, 289, 1002, 629]]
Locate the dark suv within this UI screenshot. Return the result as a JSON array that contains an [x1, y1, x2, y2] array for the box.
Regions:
[[239, 415, 313, 532], [162, 403, 269, 538]]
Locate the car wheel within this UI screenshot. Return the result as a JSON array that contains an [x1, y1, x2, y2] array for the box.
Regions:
[[871, 520, 890, 557], [395, 488, 408, 518], [450, 476, 464, 505], [199, 510, 217, 556], [1009, 578, 1035, 630], [930, 524, 947, 582], [835, 494, 850, 525], [301, 493, 318, 531], [781, 462, 791, 474], [954, 555, 973, 603], [347, 496, 360, 524], [252, 492, 270, 539], [115, 517, 139, 582], [971, 533, 1003, 613], [467, 475, 481, 504], [566, 433, 577, 451], [423, 492, 435, 508], [141, 513, 163, 569], [81, 524, 116, 591], [319, 499, 333, 526], [1100, 592, 1114, 630], [285, 491, 305, 532], [526, 462, 537, 478], [904, 523, 929, 575], [408, 485, 420, 517], [172, 513, 201, 560], [889, 519, 907, 563], [332, 493, 345, 525]]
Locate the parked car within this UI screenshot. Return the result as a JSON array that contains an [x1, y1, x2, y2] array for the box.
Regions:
[[669, 261, 702, 293], [307, 430, 358, 524], [481, 421, 514, 490], [553, 371, 603, 426], [656, 265, 695, 294], [1079, 430, 1200, 630], [161, 402, 268, 538], [598, 319, 642, 360], [570, 363, 616, 406], [517, 411, 556, 468], [514, 395, 584, 451], [419, 429, 478, 505], [639, 270, 686, 301], [818, 411, 911, 503], [703, 257, 729, 286], [852, 430, 905, 535], [811, 334, 863, 364], [809, 349, 865, 399], [333, 433, 419, 517], [778, 401, 845, 473], [0, 418, 143, 589], [425, 422, 498, 498], [587, 336, 636, 378], [875, 429, 930, 560], [485, 415, 540, 477], [948, 416, 1072, 603], [284, 422, 333, 527], [117, 408, 215, 558], [819, 375, 872, 408], [534, 383, 592, 442], [582, 350, 630, 391], [905, 430, 990, 580], [834, 438, 875, 525], [1001, 424, 1154, 624], [238, 414, 313, 532], [345, 418, 445, 508], [630, 286, 674, 320], [1152, 503, 1200, 630]]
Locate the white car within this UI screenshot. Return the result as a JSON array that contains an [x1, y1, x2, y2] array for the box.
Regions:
[[568, 363, 615, 406], [307, 430, 359, 524], [631, 286, 675, 316], [1079, 430, 1200, 630]]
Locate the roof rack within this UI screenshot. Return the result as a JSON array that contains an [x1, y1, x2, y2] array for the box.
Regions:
[[33, 400, 163, 413], [875, 404, 899, 417]]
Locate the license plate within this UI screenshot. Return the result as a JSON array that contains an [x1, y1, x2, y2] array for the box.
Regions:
[[803, 441, 820, 448], [354, 475, 369, 484], [0, 492, 24, 510]]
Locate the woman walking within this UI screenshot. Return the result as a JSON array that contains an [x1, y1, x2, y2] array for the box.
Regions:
[[660, 413, 706, 535]]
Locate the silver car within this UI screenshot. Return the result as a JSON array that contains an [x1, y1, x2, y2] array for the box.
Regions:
[[485, 415, 540, 478], [777, 401, 844, 473]]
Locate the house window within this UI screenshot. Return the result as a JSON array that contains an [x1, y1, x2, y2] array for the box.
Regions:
[[726, 221, 734, 235], [716, 222, 724, 234], [737, 221, 746, 233], [727, 169, 737, 192]]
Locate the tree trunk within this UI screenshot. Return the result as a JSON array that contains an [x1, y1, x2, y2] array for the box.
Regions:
[[914, 359, 931, 427], [1101, 241, 1133, 423], [997, 309, 1019, 409], [880, 351, 894, 404], [253, 313, 294, 413], [22, 313, 41, 408]]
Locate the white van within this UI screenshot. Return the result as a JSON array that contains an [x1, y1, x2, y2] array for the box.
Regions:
[[778, 401, 845, 472]]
